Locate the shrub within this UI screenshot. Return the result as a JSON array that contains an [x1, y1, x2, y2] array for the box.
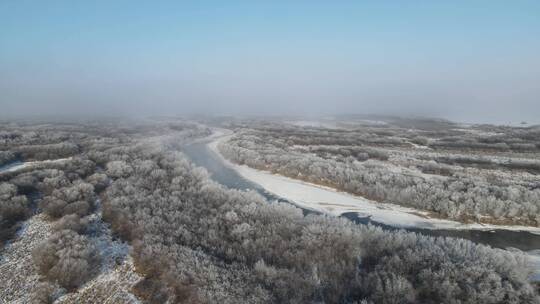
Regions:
[[40, 181, 95, 219], [86, 173, 109, 192], [40, 197, 68, 218], [32, 230, 98, 290], [106, 161, 133, 178], [0, 194, 29, 222], [53, 214, 89, 234], [62, 200, 90, 217]]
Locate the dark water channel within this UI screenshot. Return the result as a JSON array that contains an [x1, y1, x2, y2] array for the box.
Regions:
[[0, 160, 23, 172]]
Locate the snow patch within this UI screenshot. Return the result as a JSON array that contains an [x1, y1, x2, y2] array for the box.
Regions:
[[0, 157, 72, 173], [408, 141, 431, 150]]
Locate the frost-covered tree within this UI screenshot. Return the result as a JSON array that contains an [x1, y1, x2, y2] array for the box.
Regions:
[[32, 229, 99, 290]]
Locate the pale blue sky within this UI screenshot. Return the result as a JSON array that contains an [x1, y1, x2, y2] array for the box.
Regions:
[[1, 1, 539, 123]]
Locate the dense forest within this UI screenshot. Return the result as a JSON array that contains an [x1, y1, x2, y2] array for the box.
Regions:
[[0, 118, 539, 303], [219, 119, 540, 226]]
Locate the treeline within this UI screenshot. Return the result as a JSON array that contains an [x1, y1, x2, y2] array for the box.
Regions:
[[219, 129, 540, 226], [0, 151, 17, 166], [428, 126, 540, 152], [14, 142, 80, 161], [0, 182, 29, 245], [100, 135, 539, 303], [435, 155, 540, 174], [0, 127, 81, 161], [236, 121, 540, 153]]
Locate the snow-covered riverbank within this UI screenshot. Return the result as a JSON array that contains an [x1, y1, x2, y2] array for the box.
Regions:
[[209, 133, 540, 234], [208, 132, 540, 281], [0, 158, 72, 174]]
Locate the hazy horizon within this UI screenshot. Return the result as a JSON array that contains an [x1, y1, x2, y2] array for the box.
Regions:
[[1, 1, 539, 125]]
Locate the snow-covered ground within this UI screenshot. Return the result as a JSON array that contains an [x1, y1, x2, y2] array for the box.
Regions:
[[0, 199, 142, 303], [0, 214, 53, 303], [0, 158, 72, 173], [209, 133, 540, 234]]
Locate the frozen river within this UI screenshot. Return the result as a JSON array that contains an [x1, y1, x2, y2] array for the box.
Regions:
[[182, 140, 540, 251], [183, 134, 540, 281]]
